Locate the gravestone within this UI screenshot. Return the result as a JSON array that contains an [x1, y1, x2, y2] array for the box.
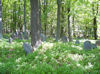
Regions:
[[15, 31, 19, 38], [0, 33, 2, 39], [4, 35, 8, 39], [18, 32, 23, 40], [75, 40, 80, 45], [62, 36, 68, 42], [83, 41, 92, 50], [40, 33, 46, 41], [9, 37, 13, 44], [92, 43, 97, 49], [23, 43, 32, 56], [11, 33, 16, 39], [96, 40, 100, 46], [24, 32, 29, 40]]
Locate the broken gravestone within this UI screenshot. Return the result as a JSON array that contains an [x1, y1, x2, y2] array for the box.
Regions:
[[83, 41, 92, 50], [40, 33, 46, 41], [62, 36, 68, 42], [23, 43, 32, 56], [75, 40, 80, 45], [96, 40, 100, 46], [91, 43, 97, 49], [9, 37, 13, 44]]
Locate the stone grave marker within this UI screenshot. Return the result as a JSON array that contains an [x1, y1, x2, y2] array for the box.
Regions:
[[75, 40, 80, 45], [92, 43, 97, 49], [96, 40, 100, 46], [9, 37, 13, 44], [23, 43, 32, 56], [62, 36, 68, 42], [18, 32, 23, 40], [40, 33, 46, 41], [83, 41, 92, 50]]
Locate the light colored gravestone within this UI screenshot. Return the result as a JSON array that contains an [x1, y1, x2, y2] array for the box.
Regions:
[[83, 41, 92, 50], [62, 36, 68, 42], [23, 43, 32, 56], [96, 40, 100, 46], [40, 33, 46, 41], [75, 40, 80, 45]]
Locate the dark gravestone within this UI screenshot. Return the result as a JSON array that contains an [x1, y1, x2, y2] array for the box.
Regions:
[[23, 43, 32, 56], [24, 32, 29, 40], [83, 41, 92, 50], [18, 32, 23, 40], [75, 40, 80, 45], [15, 31, 19, 38], [62, 36, 68, 42], [96, 40, 100, 46], [40, 33, 46, 41], [9, 37, 13, 44], [92, 43, 97, 49], [4, 36, 8, 39]]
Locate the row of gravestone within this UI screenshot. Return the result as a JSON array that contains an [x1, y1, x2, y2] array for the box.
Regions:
[[75, 40, 100, 50], [8, 33, 47, 44]]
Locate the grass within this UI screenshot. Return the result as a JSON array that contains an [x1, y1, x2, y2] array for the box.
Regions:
[[0, 38, 100, 74]]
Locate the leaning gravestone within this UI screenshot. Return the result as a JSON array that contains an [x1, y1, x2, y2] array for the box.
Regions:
[[9, 37, 13, 44], [75, 40, 80, 45], [40, 33, 46, 41], [83, 41, 92, 50], [96, 40, 100, 46], [92, 43, 97, 49], [23, 43, 32, 56], [62, 36, 68, 42]]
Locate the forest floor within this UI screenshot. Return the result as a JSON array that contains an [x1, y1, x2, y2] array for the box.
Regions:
[[0, 38, 100, 74]]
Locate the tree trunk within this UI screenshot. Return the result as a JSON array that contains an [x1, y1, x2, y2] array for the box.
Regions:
[[30, 0, 41, 48], [56, 0, 61, 41], [92, 2, 98, 40], [67, 1, 72, 42], [0, 0, 2, 39]]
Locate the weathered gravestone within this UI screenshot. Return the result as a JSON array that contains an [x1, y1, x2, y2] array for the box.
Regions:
[[62, 36, 68, 42], [75, 40, 80, 45], [40, 33, 46, 41], [92, 43, 97, 49], [9, 37, 13, 44], [96, 40, 100, 46], [83, 41, 92, 50], [18, 32, 23, 40], [15, 31, 19, 38], [23, 43, 32, 56]]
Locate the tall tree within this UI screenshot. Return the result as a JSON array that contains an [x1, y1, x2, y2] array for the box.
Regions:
[[0, 0, 2, 39], [30, 0, 41, 48], [92, 2, 98, 40], [56, 0, 61, 41], [67, 0, 72, 42]]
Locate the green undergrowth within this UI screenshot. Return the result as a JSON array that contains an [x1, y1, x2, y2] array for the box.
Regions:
[[0, 38, 100, 74]]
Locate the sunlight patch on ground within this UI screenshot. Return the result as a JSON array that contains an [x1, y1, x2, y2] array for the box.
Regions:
[[42, 42, 54, 50], [85, 62, 93, 69], [16, 57, 22, 63], [72, 45, 83, 50], [68, 54, 83, 62]]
